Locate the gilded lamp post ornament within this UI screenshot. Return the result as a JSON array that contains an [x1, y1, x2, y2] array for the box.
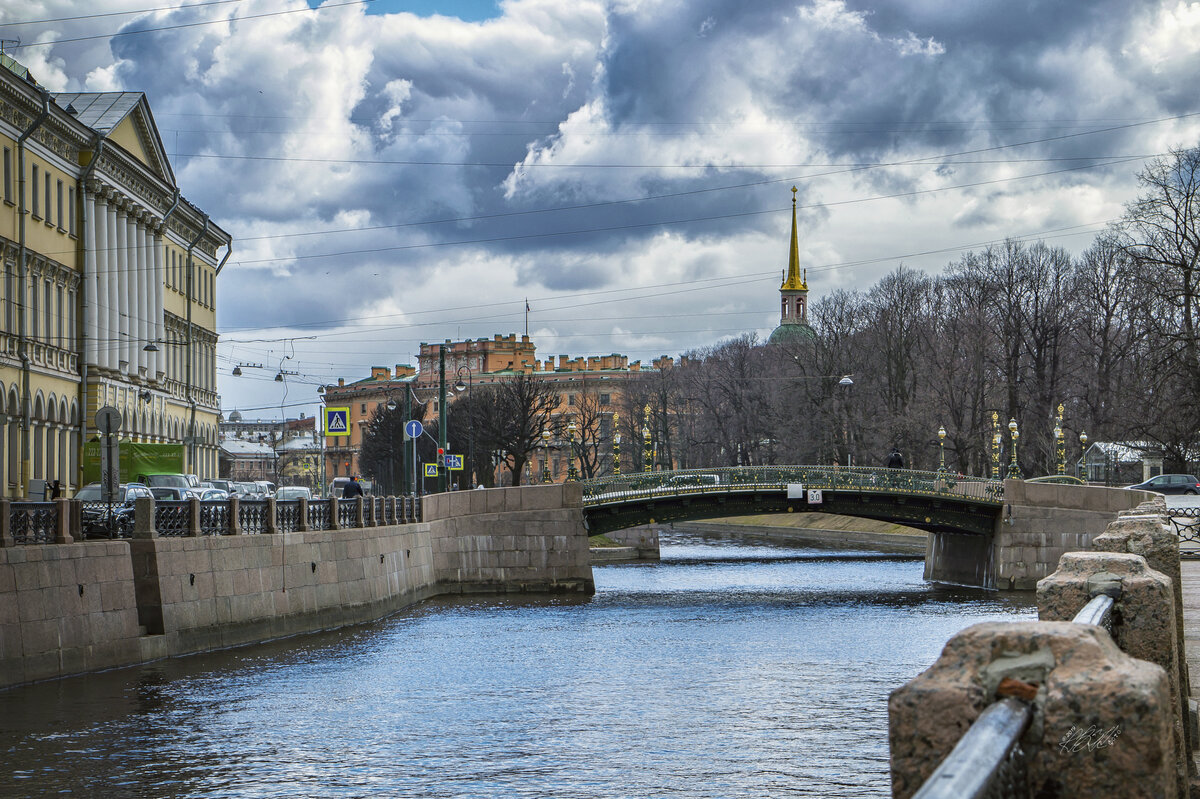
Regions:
[[567, 421, 578, 481], [612, 412, 621, 477], [643, 403, 653, 473], [1007, 418, 1020, 479], [541, 429, 551, 484], [991, 411, 1001, 480], [938, 425, 947, 474], [1054, 403, 1066, 475]]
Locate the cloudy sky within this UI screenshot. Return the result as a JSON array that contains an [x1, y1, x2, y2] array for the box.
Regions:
[[5, 0, 1200, 420]]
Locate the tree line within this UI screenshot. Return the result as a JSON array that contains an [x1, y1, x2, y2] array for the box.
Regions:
[[360, 146, 1200, 489]]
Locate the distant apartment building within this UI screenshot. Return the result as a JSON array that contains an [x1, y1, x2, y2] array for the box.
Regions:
[[322, 335, 671, 485], [0, 54, 230, 495]]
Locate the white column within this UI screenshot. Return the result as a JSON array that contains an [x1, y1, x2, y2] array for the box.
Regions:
[[104, 200, 118, 372], [114, 204, 129, 373], [135, 218, 150, 376], [152, 225, 165, 381], [124, 213, 138, 371], [83, 192, 100, 368]]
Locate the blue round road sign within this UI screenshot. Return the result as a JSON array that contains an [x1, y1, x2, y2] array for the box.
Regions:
[[404, 420, 423, 439]]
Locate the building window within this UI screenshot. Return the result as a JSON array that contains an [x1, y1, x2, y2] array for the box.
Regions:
[[29, 275, 37, 339], [2, 147, 10, 204], [599, 393, 611, 406], [30, 164, 39, 218], [568, 394, 575, 406], [360, 403, 366, 413], [56, 286, 63, 346], [44, 280, 52, 341], [56, 180, 63, 230], [67, 186, 76, 235], [45, 173, 52, 225]]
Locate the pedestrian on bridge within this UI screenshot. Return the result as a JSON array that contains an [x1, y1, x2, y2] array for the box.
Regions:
[[342, 475, 365, 499], [886, 448, 904, 469]]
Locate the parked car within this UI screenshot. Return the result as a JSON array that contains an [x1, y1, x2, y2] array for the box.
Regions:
[[76, 482, 153, 537], [149, 486, 193, 501], [233, 481, 264, 499], [1125, 474, 1200, 495], [209, 479, 233, 494], [254, 480, 276, 497], [135, 473, 202, 498], [275, 486, 313, 501], [199, 488, 229, 502]]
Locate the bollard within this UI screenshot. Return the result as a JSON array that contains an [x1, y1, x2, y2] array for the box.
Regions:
[[889, 621, 1175, 799], [1038, 551, 1187, 791]]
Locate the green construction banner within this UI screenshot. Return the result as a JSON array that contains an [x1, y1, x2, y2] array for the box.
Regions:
[[81, 439, 187, 485]]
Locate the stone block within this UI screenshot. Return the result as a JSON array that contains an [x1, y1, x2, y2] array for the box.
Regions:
[[889, 621, 1175, 799], [1038, 551, 1186, 786]]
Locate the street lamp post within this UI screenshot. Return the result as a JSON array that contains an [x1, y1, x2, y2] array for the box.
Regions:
[[1054, 403, 1066, 475], [1007, 418, 1020, 479], [938, 425, 947, 474], [1078, 431, 1088, 481], [541, 429, 551, 483], [838, 375, 853, 467], [612, 412, 620, 477], [567, 421, 578, 481], [437, 345, 447, 493], [454, 366, 474, 487]]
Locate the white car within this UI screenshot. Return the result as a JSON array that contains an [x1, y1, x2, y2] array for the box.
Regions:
[[275, 486, 313, 501]]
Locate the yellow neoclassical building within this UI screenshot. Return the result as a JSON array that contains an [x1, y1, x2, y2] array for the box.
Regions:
[[0, 55, 230, 496]]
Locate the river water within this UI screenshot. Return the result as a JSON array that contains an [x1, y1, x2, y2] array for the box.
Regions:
[[0, 533, 1035, 798]]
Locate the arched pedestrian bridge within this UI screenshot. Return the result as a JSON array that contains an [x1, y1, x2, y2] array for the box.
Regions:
[[578, 467, 1150, 590]]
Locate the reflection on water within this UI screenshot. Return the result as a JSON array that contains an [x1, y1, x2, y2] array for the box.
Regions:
[[0, 532, 1035, 798]]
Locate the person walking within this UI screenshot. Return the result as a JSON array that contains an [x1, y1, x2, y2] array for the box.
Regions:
[[342, 475, 365, 498], [886, 447, 904, 469]]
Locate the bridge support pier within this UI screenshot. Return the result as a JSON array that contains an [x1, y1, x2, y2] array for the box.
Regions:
[[924, 530, 995, 589]]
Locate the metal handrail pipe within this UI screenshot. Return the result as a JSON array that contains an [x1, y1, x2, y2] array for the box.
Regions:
[[1072, 593, 1116, 627], [911, 697, 1033, 799]]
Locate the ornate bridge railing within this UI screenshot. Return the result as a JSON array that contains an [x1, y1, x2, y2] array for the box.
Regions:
[[580, 466, 1004, 506], [1164, 505, 1200, 558]]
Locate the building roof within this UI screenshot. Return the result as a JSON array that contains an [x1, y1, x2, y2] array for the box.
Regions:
[[768, 321, 817, 344], [220, 439, 276, 458], [52, 92, 142, 133]]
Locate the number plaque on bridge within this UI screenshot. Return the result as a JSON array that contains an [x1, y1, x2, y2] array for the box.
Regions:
[[807, 489, 823, 505]]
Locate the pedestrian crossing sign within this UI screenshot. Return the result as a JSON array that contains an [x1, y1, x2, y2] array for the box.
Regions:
[[424, 463, 439, 478], [325, 407, 350, 436]]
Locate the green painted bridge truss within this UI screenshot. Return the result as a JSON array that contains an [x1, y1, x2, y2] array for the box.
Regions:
[[579, 466, 1004, 537]]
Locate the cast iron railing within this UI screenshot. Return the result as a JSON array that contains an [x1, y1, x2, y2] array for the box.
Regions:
[[199, 500, 230, 536], [9, 502, 58, 544], [154, 500, 190, 537], [238, 500, 268, 535], [307, 500, 330, 531], [580, 466, 1004, 507], [4, 494, 417, 544], [337, 498, 357, 528], [276, 500, 300, 533]]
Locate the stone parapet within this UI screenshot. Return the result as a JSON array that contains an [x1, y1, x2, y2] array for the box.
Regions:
[[889, 621, 1176, 799], [1038, 551, 1188, 789]]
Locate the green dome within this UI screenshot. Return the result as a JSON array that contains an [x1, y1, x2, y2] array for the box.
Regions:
[[768, 322, 817, 344]]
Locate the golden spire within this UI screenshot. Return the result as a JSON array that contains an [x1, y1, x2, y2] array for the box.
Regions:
[[781, 186, 807, 291]]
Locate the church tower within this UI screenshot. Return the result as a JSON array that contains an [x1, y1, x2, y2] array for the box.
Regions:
[[769, 187, 816, 344]]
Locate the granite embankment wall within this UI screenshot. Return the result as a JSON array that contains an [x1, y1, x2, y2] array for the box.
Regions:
[[0, 484, 592, 689]]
